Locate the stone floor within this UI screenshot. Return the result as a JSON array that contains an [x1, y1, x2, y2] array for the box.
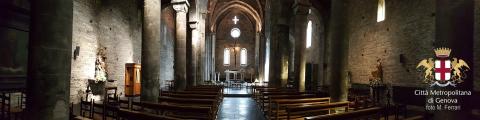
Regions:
[[218, 97, 266, 120], [224, 86, 250, 94]]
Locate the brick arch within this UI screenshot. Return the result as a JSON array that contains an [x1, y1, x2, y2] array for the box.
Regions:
[[210, 1, 262, 32]]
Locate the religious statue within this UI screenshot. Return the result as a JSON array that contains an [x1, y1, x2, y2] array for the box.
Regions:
[[95, 47, 108, 82], [369, 59, 383, 86]]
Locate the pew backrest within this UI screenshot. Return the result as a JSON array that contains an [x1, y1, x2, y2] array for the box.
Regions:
[[304, 107, 384, 120], [286, 101, 350, 119], [118, 108, 185, 120]]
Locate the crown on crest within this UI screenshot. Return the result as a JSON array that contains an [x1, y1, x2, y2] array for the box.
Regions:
[[434, 47, 451, 58]]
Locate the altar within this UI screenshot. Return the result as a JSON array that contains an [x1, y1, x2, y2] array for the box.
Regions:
[[225, 70, 244, 88], [225, 70, 243, 81]]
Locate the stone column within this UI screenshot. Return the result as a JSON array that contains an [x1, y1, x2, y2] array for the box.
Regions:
[[205, 34, 211, 81], [434, 0, 473, 119], [27, 0, 72, 119], [189, 21, 198, 86], [277, 25, 290, 87], [258, 34, 265, 82], [255, 32, 260, 81], [211, 33, 216, 81], [291, 1, 309, 92], [172, 0, 189, 90], [141, 0, 161, 102], [327, 0, 349, 102]]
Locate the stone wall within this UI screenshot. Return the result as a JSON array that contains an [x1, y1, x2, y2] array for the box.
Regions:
[[304, 7, 326, 88], [160, 6, 176, 89], [215, 12, 257, 79], [343, 0, 436, 87], [0, 0, 29, 76], [71, 0, 142, 103]]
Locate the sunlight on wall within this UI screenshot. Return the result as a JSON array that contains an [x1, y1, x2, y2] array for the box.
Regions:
[[264, 38, 270, 82]]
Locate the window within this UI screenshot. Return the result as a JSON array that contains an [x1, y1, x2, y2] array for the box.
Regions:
[[377, 0, 385, 22], [231, 28, 241, 38], [240, 48, 247, 66], [224, 48, 230, 66], [306, 20, 312, 48]]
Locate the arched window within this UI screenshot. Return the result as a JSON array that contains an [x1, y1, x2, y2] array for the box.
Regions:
[[240, 48, 247, 66], [224, 48, 230, 66], [377, 0, 385, 22], [306, 20, 312, 48]]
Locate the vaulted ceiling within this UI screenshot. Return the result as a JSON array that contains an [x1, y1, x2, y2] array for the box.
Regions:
[[208, 0, 263, 32]]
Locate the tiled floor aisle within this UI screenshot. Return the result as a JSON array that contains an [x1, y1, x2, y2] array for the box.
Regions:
[[218, 97, 266, 120]]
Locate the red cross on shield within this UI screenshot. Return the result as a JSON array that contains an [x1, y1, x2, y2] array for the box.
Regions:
[[434, 59, 451, 81]]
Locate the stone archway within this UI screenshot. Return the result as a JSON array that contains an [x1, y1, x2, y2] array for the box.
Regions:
[[206, 0, 264, 86]]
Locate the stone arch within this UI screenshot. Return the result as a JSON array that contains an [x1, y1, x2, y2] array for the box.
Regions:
[[306, 7, 327, 88], [210, 1, 262, 32]]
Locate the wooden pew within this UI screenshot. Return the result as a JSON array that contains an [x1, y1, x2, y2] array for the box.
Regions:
[[133, 101, 213, 120], [162, 93, 220, 101], [252, 87, 277, 101], [158, 96, 219, 116], [269, 97, 330, 120], [304, 107, 384, 120], [261, 94, 316, 114], [164, 91, 223, 101], [258, 91, 307, 111], [117, 108, 186, 120], [253, 88, 280, 101], [158, 96, 218, 106], [162, 91, 221, 96], [285, 101, 350, 120]]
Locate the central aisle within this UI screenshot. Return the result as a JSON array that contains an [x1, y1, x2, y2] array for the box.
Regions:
[[218, 97, 266, 120]]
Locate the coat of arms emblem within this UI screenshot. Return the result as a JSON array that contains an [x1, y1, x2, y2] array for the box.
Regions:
[[416, 48, 469, 87]]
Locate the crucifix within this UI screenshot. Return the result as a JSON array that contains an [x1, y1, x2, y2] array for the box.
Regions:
[[232, 16, 239, 24]]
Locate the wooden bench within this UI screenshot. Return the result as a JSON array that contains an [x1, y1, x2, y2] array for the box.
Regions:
[[158, 96, 219, 116], [158, 96, 218, 106], [285, 101, 350, 120], [162, 93, 220, 101], [304, 107, 384, 120], [266, 94, 317, 109], [133, 101, 213, 120], [117, 108, 186, 120], [258, 91, 307, 110], [270, 97, 331, 120], [162, 91, 221, 96]]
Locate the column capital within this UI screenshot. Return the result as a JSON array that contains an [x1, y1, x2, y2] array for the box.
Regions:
[[189, 21, 198, 29], [172, 0, 190, 13]]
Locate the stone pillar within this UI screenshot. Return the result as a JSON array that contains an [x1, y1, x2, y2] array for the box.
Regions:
[[327, 0, 349, 102], [291, 1, 309, 92], [141, 0, 161, 102], [211, 33, 216, 81], [258, 34, 265, 82], [27, 0, 72, 119], [189, 21, 198, 86], [277, 25, 290, 87], [255, 32, 260, 81], [434, 0, 473, 119], [205, 34, 211, 81], [172, 0, 189, 90]]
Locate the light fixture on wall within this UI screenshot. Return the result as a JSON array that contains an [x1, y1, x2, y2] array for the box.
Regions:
[[74, 46, 80, 60]]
